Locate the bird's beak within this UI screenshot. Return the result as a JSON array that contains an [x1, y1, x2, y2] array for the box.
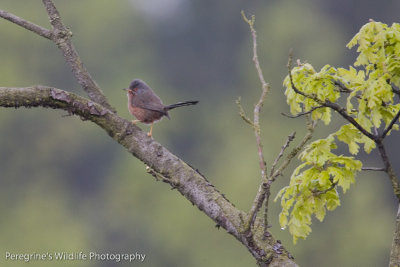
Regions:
[[122, 88, 128, 91]]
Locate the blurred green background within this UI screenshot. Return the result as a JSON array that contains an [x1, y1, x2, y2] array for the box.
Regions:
[[1, 0, 400, 266]]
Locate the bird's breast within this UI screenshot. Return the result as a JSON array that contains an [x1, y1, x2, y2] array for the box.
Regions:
[[129, 105, 164, 124]]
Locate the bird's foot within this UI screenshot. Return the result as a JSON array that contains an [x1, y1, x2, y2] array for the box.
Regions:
[[147, 123, 154, 137]]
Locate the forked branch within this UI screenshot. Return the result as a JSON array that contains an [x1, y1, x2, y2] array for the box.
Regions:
[[239, 11, 270, 234], [0, 1, 115, 112]]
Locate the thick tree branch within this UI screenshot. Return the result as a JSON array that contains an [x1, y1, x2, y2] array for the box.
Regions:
[[0, 10, 52, 39], [41, 0, 115, 112], [390, 204, 400, 267], [42, 0, 64, 29], [0, 86, 297, 267], [376, 140, 400, 201]]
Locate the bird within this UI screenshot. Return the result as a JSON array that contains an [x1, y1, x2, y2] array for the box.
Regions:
[[123, 79, 198, 137]]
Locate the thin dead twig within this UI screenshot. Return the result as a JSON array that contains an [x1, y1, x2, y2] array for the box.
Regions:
[[240, 11, 272, 233], [270, 132, 296, 177], [0, 10, 52, 39]]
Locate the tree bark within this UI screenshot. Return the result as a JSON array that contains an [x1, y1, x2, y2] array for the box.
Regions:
[[390, 204, 400, 267]]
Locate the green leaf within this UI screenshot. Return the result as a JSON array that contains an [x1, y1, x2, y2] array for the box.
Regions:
[[371, 107, 382, 128], [326, 192, 340, 210], [320, 108, 331, 125], [360, 135, 376, 153], [279, 212, 288, 229], [314, 197, 326, 222], [335, 124, 360, 155], [318, 171, 330, 186]]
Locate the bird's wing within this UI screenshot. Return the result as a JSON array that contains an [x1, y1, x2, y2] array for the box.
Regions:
[[130, 90, 167, 114]]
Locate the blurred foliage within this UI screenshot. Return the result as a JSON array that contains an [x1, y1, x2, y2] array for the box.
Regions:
[[0, 0, 400, 266]]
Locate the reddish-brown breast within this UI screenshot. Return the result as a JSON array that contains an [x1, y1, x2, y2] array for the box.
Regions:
[[128, 105, 164, 124]]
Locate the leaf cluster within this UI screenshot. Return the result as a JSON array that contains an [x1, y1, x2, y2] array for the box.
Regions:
[[277, 21, 400, 243]]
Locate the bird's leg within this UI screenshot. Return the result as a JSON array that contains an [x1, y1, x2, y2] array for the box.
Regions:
[[148, 123, 154, 137], [131, 119, 140, 124]]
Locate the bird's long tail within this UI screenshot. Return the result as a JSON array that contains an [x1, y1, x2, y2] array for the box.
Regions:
[[165, 100, 198, 110]]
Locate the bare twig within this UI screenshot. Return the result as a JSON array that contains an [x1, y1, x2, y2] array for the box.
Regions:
[[281, 105, 324, 118], [236, 97, 254, 127], [334, 80, 352, 93], [243, 83, 269, 233], [376, 140, 400, 201], [272, 116, 315, 179], [0, 10, 52, 39], [362, 167, 385, 171], [312, 181, 338, 197], [241, 11, 270, 97], [240, 11, 272, 234], [266, 118, 315, 233], [381, 108, 400, 139], [270, 132, 296, 177], [41, 0, 64, 29]]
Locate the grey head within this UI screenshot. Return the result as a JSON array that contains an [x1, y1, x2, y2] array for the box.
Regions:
[[129, 79, 150, 92]]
